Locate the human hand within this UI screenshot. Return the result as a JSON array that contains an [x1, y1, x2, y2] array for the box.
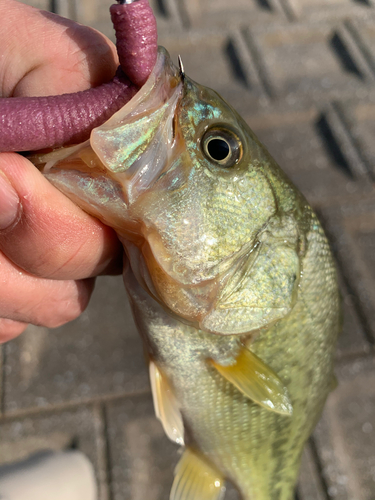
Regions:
[[0, 0, 123, 342]]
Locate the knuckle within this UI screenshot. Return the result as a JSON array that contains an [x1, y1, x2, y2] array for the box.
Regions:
[[41, 301, 85, 329], [0, 318, 28, 342], [34, 308, 80, 329], [40, 280, 93, 329]]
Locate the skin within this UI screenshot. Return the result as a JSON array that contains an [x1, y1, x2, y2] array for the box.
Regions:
[[0, 0, 156, 341]]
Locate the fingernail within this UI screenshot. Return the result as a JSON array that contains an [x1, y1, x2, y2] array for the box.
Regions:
[[0, 172, 19, 230]]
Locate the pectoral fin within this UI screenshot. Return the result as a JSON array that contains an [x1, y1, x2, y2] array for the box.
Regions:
[[149, 361, 184, 445], [210, 347, 293, 416], [171, 448, 225, 500]]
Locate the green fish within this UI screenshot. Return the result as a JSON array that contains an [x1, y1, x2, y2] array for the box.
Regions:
[[33, 48, 341, 500]]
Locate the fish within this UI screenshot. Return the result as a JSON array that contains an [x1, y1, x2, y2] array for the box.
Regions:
[[32, 48, 341, 500]]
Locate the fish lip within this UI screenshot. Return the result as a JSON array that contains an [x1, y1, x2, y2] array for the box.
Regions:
[[89, 47, 184, 204], [92, 47, 178, 135]]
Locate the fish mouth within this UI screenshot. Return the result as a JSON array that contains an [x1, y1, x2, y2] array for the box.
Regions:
[[89, 48, 184, 206], [32, 48, 184, 213]]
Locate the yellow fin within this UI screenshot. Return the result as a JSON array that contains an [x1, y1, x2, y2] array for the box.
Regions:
[[210, 347, 293, 416], [149, 361, 185, 445], [170, 448, 225, 500]]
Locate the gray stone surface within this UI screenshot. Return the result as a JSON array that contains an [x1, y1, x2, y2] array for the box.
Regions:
[[335, 274, 371, 359], [284, 0, 372, 22], [245, 21, 369, 102], [250, 106, 370, 207], [313, 356, 375, 500], [297, 443, 327, 500], [105, 394, 178, 500], [1, 0, 375, 499], [182, 0, 286, 30], [321, 200, 375, 343], [20, 0, 50, 8], [3, 276, 149, 413], [0, 405, 109, 500]]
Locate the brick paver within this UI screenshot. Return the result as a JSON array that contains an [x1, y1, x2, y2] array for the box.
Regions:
[[1, 1, 374, 499]]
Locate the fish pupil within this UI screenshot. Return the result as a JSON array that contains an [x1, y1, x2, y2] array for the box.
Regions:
[[207, 139, 230, 161], [202, 126, 242, 168]]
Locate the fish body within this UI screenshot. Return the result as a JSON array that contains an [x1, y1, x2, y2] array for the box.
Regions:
[[33, 49, 341, 500]]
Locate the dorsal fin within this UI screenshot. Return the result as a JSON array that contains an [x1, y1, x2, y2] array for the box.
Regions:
[[149, 361, 184, 445], [209, 346, 293, 416]]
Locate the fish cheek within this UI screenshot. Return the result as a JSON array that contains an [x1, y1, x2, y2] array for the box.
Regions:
[[133, 158, 279, 326], [200, 216, 302, 335]]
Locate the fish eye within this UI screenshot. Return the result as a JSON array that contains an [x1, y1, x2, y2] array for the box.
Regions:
[[202, 127, 242, 168]]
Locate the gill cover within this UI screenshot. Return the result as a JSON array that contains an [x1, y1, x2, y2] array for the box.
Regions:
[[33, 48, 308, 336]]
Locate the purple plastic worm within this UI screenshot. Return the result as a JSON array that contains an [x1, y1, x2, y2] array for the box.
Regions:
[[111, 0, 158, 87], [0, 0, 157, 153]]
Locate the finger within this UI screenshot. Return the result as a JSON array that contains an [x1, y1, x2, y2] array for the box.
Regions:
[[0, 319, 28, 343], [1, 0, 118, 98], [0, 152, 122, 279], [0, 251, 95, 328]]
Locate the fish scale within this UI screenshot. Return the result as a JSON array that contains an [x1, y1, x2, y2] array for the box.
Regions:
[[132, 221, 337, 500], [33, 48, 341, 500], [153, 227, 337, 500]]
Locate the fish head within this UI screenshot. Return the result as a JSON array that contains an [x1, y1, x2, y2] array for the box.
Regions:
[[35, 48, 310, 335]]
